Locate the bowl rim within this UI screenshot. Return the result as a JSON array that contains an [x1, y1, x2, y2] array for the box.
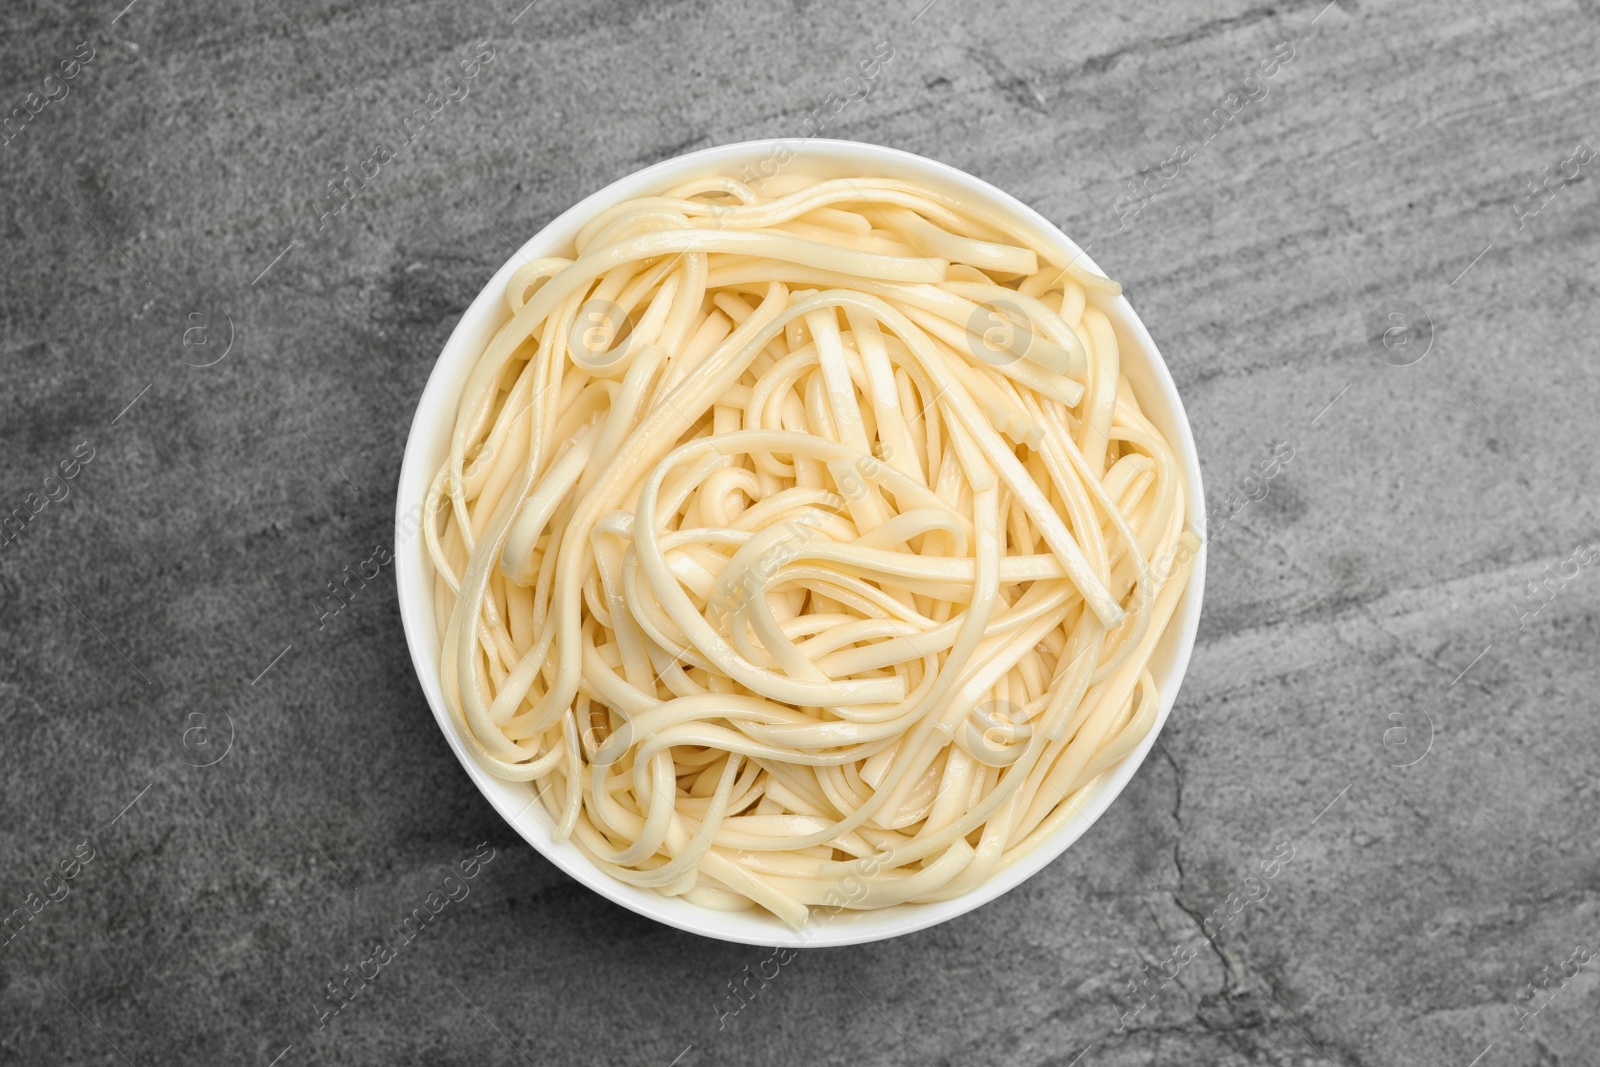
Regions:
[[394, 137, 1206, 948]]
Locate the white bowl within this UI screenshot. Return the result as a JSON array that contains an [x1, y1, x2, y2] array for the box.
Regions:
[[395, 139, 1206, 947]]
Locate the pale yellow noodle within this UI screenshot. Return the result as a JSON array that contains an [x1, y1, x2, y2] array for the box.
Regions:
[[426, 170, 1197, 926]]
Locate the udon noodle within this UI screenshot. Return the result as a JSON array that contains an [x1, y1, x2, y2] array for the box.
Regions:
[[424, 169, 1197, 926]]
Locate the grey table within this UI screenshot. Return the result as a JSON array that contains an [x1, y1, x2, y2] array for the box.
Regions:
[[3, 1, 1597, 1064]]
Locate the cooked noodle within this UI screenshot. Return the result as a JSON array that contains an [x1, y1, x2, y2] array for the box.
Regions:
[[424, 170, 1198, 926]]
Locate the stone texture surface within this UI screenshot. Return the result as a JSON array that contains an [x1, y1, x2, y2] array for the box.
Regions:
[[2, 0, 1598, 1064]]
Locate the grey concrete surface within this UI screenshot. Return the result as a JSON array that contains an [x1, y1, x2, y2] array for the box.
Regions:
[[2, 0, 1598, 1064]]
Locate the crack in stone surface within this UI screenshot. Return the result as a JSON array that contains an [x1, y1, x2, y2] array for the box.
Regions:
[[1156, 739, 1232, 1000]]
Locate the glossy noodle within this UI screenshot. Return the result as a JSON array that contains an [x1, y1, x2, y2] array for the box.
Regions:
[[424, 170, 1198, 926]]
